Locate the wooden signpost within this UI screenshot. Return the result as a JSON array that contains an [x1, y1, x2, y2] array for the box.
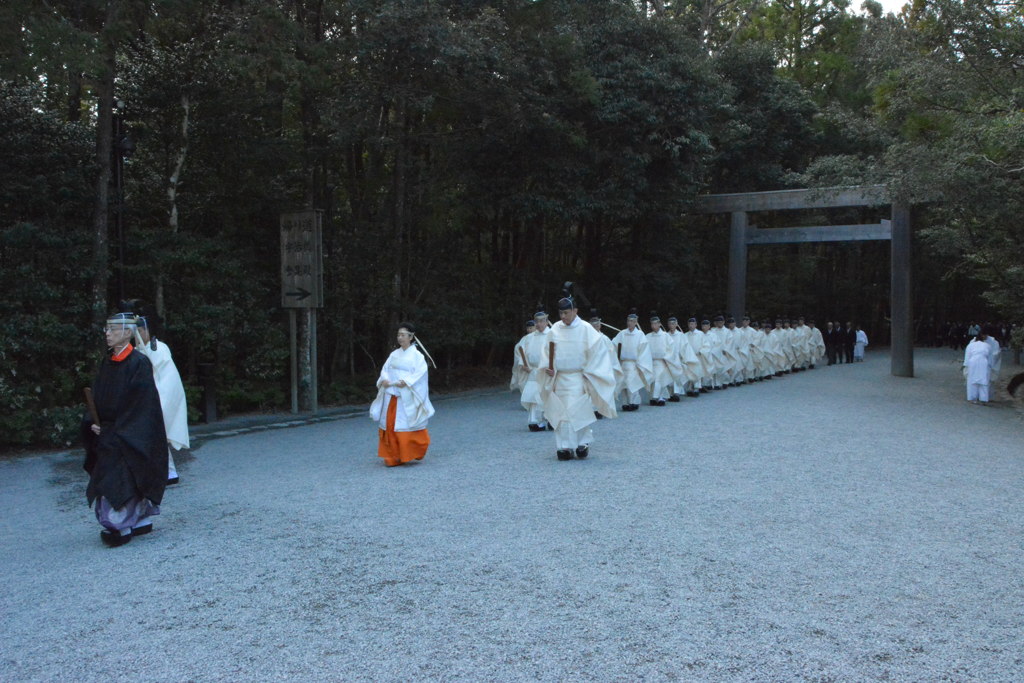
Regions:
[[281, 210, 324, 413]]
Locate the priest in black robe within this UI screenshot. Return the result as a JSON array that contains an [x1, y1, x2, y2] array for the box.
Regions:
[[82, 312, 168, 547]]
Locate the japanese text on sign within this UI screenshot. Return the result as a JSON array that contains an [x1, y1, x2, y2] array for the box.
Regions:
[[280, 210, 324, 308]]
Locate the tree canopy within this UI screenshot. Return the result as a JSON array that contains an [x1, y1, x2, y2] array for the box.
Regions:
[[1, 0, 1019, 448]]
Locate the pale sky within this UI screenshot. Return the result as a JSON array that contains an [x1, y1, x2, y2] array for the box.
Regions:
[[861, 0, 910, 15]]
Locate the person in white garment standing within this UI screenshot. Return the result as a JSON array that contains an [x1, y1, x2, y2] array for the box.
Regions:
[[540, 290, 618, 460], [969, 326, 1002, 385], [611, 310, 653, 411], [511, 311, 552, 431], [129, 301, 189, 486], [963, 331, 995, 404], [853, 325, 869, 362]]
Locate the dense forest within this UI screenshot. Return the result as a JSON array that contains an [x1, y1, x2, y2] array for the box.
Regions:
[[1, 0, 1021, 448]]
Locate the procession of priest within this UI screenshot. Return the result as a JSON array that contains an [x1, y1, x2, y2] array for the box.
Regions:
[[508, 286, 875, 461], [84, 284, 1011, 546]]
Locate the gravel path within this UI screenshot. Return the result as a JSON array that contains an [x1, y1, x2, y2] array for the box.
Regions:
[[1, 348, 1022, 682]]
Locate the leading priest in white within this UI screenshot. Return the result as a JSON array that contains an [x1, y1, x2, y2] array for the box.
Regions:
[[539, 290, 618, 461]]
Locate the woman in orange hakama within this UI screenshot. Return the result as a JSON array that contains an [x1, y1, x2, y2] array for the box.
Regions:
[[369, 323, 435, 466]]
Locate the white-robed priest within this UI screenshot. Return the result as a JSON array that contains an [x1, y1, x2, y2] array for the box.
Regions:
[[686, 318, 713, 395], [963, 331, 995, 404], [589, 309, 623, 418], [792, 316, 813, 370], [510, 311, 552, 431], [610, 310, 653, 411], [740, 316, 765, 382], [539, 292, 618, 461], [724, 317, 750, 385], [706, 315, 737, 389], [965, 327, 1001, 391], [646, 312, 681, 406], [128, 300, 189, 485], [808, 320, 827, 367], [666, 316, 701, 399]]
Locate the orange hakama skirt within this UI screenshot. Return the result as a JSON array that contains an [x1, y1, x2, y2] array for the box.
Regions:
[[377, 395, 430, 467]]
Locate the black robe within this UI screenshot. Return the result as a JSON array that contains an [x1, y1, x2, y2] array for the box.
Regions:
[[81, 348, 168, 509]]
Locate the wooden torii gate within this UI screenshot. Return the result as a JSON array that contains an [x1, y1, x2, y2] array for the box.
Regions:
[[693, 185, 914, 378]]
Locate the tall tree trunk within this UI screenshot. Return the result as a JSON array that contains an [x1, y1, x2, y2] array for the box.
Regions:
[[67, 71, 83, 122], [390, 95, 408, 333], [90, 34, 116, 327], [156, 93, 190, 320]]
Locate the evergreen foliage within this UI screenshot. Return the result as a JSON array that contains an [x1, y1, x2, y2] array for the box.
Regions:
[[2, 0, 1019, 448]]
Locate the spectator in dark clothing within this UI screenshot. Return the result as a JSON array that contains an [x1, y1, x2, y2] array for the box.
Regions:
[[843, 322, 856, 363]]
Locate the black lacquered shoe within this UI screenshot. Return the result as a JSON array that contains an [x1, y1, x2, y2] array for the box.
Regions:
[[575, 445, 589, 459], [132, 523, 153, 536], [556, 449, 574, 461], [668, 395, 681, 402], [167, 477, 179, 485], [100, 529, 131, 547], [528, 423, 543, 432], [594, 411, 603, 419]]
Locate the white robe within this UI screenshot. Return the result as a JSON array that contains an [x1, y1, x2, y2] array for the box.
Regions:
[[540, 316, 618, 449], [667, 330, 702, 384], [792, 324, 812, 366], [809, 327, 827, 364], [727, 326, 752, 379], [510, 327, 551, 421], [775, 328, 796, 368], [963, 340, 993, 401], [646, 329, 680, 399], [706, 327, 737, 383], [739, 325, 765, 376], [137, 340, 190, 451], [966, 336, 1001, 384], [686, 329, 714, 383], [598, 332, 624, 390], [854, 330, 868, 360], [765, 329, 788, 373], [610, 327, 653, 396], [370, 345, 435, 431]]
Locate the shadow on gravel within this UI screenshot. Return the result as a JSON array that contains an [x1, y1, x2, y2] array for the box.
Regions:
[[48, 448, 196, 512]]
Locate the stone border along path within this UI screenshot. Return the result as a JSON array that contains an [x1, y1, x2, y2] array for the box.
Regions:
[[1, 348, 1021, 682]]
